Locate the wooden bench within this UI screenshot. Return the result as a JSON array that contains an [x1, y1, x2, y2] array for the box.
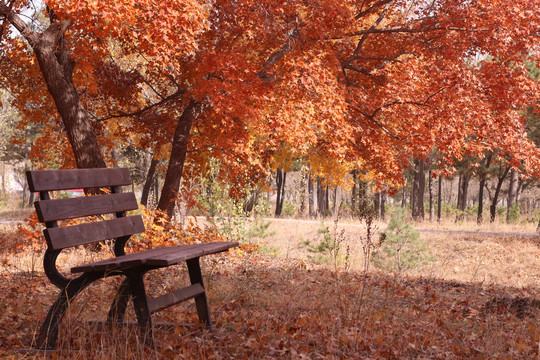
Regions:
[[26, 168, 238, 350]]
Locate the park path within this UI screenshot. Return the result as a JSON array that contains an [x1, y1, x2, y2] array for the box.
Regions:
[[263, 217, 540, 239]]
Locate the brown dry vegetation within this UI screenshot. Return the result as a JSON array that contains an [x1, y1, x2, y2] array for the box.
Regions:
[[0, 219, 539, 359]]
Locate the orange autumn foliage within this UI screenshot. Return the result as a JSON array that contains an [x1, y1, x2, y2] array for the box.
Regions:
[[1, 0, 539, 194]]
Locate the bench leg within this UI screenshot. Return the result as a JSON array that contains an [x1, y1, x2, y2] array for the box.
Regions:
[[125, 271, 154, 345], [36, 273, 101, 350], [108, 278, 132, 322], [186, 258, 212, 327]]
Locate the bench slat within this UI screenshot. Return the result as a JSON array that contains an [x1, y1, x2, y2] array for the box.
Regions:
[[70, 242, 238, 273], [148, 284, 205, 313], [71, 247, 189, 273], [35, 193, 138, 222], [146, 242, 238, 266], [44, 216, 145, 250], [27, 168, 131, 192]]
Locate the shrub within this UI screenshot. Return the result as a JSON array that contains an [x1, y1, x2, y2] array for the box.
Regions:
[[373, 207, 434, 271]]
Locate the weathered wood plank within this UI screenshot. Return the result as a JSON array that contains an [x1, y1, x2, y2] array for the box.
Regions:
[[27, 168, 131, 192], [146, 242, 239, 266], [70, 242, 238, 273], [35, 193, 138, 222], [148, 284, 205, 313], [70, 247, 175, 273], [44, 216, 145, 250]]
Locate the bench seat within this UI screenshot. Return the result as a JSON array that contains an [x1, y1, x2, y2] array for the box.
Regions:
[[71, 242, 238, 273]]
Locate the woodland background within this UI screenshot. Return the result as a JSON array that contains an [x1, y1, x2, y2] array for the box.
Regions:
[[0, 0, 539, 358]]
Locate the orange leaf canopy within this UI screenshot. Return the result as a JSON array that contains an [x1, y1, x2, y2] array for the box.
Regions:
[[2, 0, 539, 186]]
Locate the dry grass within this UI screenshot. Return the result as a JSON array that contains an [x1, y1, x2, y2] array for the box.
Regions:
[[0, 218, 539, 359]]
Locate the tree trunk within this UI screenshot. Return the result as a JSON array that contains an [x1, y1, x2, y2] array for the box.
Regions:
[[333, 187, 341, 218], [411, 159, 425, 220], [437, 175, 442, 221], [515, 177, 524, 204], [428, 169, 435, 222], [158, 100, 204, 218], [317, 178, 325, 217], [537, 218, 540, 234], [141, 156, 158, 207], [299, 168, 307, 216], [456, 172, 470, 222], [351, 170, 358, 215], [506, 169, 518, 222], [244, 190, 258, 214], [2, 9, 106, 169], [275, 168, 286, 216], [308, 173, 315, 217], [380, 192, 386, 220], [490, 165, 510, 222], [477, 154, 492, 224], [373, 192, 380, 219]]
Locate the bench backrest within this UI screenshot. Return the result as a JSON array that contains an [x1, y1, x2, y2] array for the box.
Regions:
[[27, 168, 145, 253]]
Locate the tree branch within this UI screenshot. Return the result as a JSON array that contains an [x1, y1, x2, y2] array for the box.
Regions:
[[0, 1, 39, 45], [96, 89, 187, 121], [355, 0, 393, 20], [257, 28, 299, 79]]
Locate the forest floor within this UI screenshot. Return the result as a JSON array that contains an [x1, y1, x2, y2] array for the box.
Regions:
[[0, 217, 539, 359]]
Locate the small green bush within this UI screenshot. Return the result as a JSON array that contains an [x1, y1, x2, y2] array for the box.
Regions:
[[373, 208, 434, 271]]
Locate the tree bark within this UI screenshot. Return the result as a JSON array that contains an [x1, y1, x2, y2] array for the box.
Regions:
[[437, 175, 442, 221], [380, 192, 386, 220], [351, 170, 358, 215], [428, 169, 435, 222], [275, 168, 286, 216], [456, 172, 470, 222], [506, 169, 518, 222], [490, 165, 510, 222], [1, 7, 106, 169], [333, 186, 341, 218], [373, 192, 380, 219], [141, 156, 158, 207], [477, 154, 492, 224], [308, 173, 315, 217], [411, 159, 425, 220], [299, 168, 307, 216], [157, 100, 204, 218]]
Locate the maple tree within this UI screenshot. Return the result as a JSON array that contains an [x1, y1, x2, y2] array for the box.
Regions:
[[1, 0, 539, 218]]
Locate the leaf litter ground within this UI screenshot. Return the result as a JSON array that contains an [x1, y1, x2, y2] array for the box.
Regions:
[[0, 224, 538, 359]]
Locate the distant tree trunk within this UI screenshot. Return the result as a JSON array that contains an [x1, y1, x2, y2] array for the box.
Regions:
[[411, 159, 425, 220], [158, 100, 204, 218], [317, 178, 328, 217], [153, 174, 160, 207], [1, 162, 6, 196], [244, 190, 258, 214], [506, 169, 518, 222], [141, 156, 158, 207], [456, 172, 470, 221], [299, 169, 307, 216], [515, 177, 524, 204], [27, 191, 35, 208], [373, 192, 381, 219], [437, 175, 442, 221], [428, 169, 435, 222], [308, 174, 315, 217], [490, 166, 510, 222], [477, 154, 492, 224], [333, 187, 341, 218], [380, 193, 386, 220], [537, 219, 540, 234], [351, 170, 358, 215], [275, 168, 286, 216]]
